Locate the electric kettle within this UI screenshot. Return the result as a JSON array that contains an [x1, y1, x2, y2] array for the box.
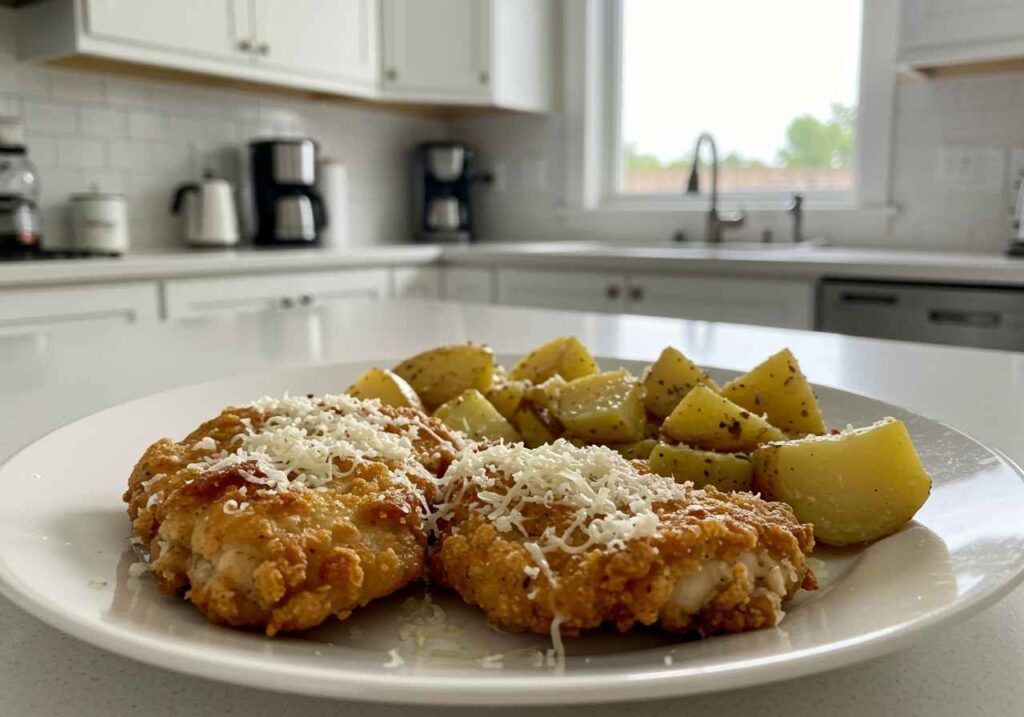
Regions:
[[171, 171, 240, 247]]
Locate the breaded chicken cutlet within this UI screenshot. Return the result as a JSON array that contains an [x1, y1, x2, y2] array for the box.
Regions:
[[124, 393, 463, 636], [429, 439, 816, 638]]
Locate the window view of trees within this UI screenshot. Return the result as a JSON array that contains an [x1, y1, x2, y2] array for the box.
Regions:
[[623, 103, 856, 194]]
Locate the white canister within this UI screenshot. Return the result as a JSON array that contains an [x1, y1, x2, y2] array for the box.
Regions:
[[70, 193, 129, 254], [317, 159, 348, 248]]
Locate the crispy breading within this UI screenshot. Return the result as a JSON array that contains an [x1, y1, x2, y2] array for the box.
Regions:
[[124, 401, 463, 635], [430, 458, 816, 638]]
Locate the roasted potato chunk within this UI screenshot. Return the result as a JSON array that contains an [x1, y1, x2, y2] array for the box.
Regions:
[[486, 379, 528, 421], [556, 369, 646, 443], [606, 438, 659, 460], [434, 389, 521, 443], [512, 402, 562, 448], [346, 367, 424, 410], [642, 347, 720, 420], [721, 348, 826, 436], [393, 343, 494, 410], [662, 385, 785, 452], [648, 442, 754, 492], [509, 336, 599, 383], [753, 418, 932, 546]]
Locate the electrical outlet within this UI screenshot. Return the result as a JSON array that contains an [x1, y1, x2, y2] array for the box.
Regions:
[[520, 158, 548, 192], [489, 160, 508, 192], [936, 144, 1005, 191], [1008, 148, 1024, 210]]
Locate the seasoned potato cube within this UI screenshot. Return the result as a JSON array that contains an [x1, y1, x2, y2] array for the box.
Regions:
[[346, 367, 424, 410], [525, 375, 566, 412], [648, 442, 754, 492], [721, 348, 826, 436], [393, 343, 494, 410], [607, 438, 659, 460], [512, 403, 562, 448], [510, 336, 599, 383], [486, 379, 528, 421], [642, 347, 720, 420], [556, 370, 646, 443], [434, 389, 521, 443], [662, 385, 785, 452], [752, 418, 931, 546]]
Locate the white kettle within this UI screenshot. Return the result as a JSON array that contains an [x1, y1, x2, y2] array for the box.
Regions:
[[171, 171, 240, 247]]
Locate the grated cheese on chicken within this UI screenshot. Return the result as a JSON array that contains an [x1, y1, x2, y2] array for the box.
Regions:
[[432, 439, 688, 559]]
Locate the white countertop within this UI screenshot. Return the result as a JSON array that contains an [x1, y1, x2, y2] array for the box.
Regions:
[[3, 240, 1024, 288], [1, 300, 1023, 715]]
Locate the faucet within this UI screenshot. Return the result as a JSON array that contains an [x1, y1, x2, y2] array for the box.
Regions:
[[685, 132, 745, 243]]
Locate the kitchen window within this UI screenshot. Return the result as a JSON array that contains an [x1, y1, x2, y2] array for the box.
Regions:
[[616, 0, 862, 202]]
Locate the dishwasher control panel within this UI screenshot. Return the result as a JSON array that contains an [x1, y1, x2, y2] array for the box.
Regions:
[[818, 279, 1024, 351]]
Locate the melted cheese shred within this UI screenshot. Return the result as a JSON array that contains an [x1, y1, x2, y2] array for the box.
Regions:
[[433, 439, 688, 556], [187, 393, 423, 494]]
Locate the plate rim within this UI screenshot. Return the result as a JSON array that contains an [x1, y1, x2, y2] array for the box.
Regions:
[[1, 358, 1024, 705]]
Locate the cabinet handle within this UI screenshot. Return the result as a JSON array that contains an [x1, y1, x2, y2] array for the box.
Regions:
[[298, 294, 313, 307], [237, 39, 252, 52], [257, 42, 270, 56], [605, 285, 621, 300], [280, 297, 294, 309], [629, 286, 644, 301], [385, 68, 398, 81], [928, 309, 1001, 328], [479, 70, 490, 84]]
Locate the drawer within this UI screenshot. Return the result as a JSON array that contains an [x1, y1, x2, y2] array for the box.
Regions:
[[0, 281, 160, 335]]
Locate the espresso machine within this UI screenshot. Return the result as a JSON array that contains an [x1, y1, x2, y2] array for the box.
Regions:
[[250, 138, 325, 246], [413, 141, 489, 243]]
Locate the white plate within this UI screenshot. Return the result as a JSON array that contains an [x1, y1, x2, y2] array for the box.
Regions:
[[1, 358, 1023, 706]]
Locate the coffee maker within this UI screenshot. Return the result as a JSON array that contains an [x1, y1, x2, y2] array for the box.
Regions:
[[250, 138, 325, 246], [413, 142, 489, 243]]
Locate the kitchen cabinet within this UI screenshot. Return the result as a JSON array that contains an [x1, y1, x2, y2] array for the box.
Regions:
[[163, 268, 389, 319], [495, 269, 814, 329], [19, 0, 379, 98], [443, 267, 494, 303], [392, 266, 442, 299], [625, 274, 815, 330], [496, 269, 626, 313], [898, 0, 1024, 75], [0, 281, 159, 335], [380, 0, 555, 112]]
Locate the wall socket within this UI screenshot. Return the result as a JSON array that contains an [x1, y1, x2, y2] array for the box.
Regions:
[[936, 144, 1005, 192], [1008, 148, 1024, 211]]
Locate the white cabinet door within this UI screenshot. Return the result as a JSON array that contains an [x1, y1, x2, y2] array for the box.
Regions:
[[381, 0, 491, 99], [625, 274, 815, 330], [392, 266, 442, 299], [496, 269, 626, 313], [0, 281, 160, 335], [443, 267, 493, 303], [251, 0, 378, 85], [84, 0, 251, 61], [900, 0, 1024, 51], [163, 269, 390, 319]]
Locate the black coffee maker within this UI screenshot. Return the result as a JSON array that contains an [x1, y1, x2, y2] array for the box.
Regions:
[[250, 138, 325, 246], [413, 141, 490, 243]]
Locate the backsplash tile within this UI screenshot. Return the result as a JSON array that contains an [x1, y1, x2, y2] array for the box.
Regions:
[[0, 6, 444, 251]]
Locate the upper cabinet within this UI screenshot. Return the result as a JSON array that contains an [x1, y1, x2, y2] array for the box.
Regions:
[[898, 0, 1024, 76], [17, 0, 555, 112], [381, 0, 555, 111]]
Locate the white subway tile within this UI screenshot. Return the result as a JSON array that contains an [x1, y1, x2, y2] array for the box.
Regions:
[[79, 106, 128, 138], [25, 134, 59, 165], [104, 78, 155, 108], [107, 140, 150, 170], [23, 99, 77, 135], [0, 95, 21, 118], [57, 138, 106, 169], [128, 110, 165, 140], [49, 70, 105, 104]]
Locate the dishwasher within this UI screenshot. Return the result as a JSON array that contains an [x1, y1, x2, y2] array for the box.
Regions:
[[818, 279, 1024, 351]]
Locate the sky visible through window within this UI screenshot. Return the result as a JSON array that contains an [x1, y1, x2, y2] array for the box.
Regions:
[[620, 0, 863, 195]]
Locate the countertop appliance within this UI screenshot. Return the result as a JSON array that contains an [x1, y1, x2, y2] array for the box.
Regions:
[[413, 141, 489, 244], [171, 172, 240, 247], [70, 191, 128, 254], [1008, 178, 1024, 256], [250, 138, 325, 246], [819, 279, 1024, 351], [0, 117, 41, 255]]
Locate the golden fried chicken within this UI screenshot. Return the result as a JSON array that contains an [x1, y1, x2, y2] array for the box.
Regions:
[[429, 439, 816, 639], [124, 394, 463, 636]]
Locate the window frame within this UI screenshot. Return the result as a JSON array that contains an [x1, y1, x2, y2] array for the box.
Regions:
[[569, 0, 898, 213]]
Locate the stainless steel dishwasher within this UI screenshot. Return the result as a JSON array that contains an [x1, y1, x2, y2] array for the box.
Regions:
[[818, 279, 1024, 351]]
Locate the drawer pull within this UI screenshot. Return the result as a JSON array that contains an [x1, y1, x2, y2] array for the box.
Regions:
[[629, 286, 644, 301], [299, 294, 313, 306], [928, 309, 1001, 328], [839, 292, 897, 306], [605, 285, 621, 300], [280, 297, 294, 309]]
